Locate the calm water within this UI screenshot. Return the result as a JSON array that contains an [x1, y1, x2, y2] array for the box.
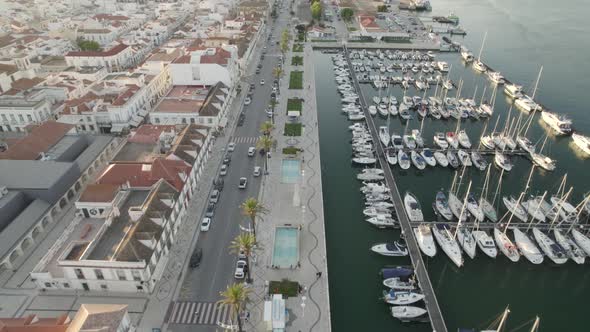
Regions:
[[316, 0, 590, 330]]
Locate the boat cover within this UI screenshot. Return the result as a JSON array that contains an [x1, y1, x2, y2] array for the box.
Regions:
[[382, 267, 413, 279]]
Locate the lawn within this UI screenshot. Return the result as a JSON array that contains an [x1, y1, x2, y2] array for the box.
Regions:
[[269, 279, 300, 297], [287, 98, 303, 114], [291, 56, 303, 66], [289, 71, 303, 89], [282, 146, 300, 155], [297, 32, 305, 42], [284, 123, 302, 136], [292, 43, 304, 52]]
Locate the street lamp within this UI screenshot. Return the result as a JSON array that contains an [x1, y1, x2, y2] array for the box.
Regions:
[[301, 296, 307, 318]]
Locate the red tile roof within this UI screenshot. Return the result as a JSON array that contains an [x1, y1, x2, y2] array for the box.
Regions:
[[97, 158, 190, 191], [79, 184, 120, 203], [93, 14, 130, 21], [0, 314, 69, 332], [0, 121, 75, 160], [66, 43, 129, 58], [128, 125, 177, 144]]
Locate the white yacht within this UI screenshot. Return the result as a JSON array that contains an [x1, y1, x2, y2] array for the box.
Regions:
[[414, 225, 437, 257], [572, 229, 590, 256], [554, 229, 586, 264], [532, 228, 568, 264], [541, 111, 573, 135], [448, 192, 467, 222], [456, 227, 477, 259], [391, 306, 427, 321], [432, 224, 464, 267], [572, 132, 590, 155], [371, 242, 408, 256], [494, 228, 520, 262], [383, 277, 417, 290], [457, 130, 472, 148], [487, 71, 505, 84], [378, 103, 389, 117], [550, 196, 578, 223], [460, 47, 474, 62], [457, 150, 472, 167], [366, 215, 396, 228], [368, 105, 378, 116], [403, 134, 417, 150], [389, 104, 398, 116], [520, 199, 546, 223], [404, 192, 424, 222], [471, 151, 488, 171], [434, 190, 454, 221], [504, 84, 524, 99], [357, 172, 384, 181], [472, 230, 498, 258], [480, 134, 495, 149], [494, 153, 513, 172], [398, 150, 411, 170], [379, 126, 390, 147], [434, 132, 449, 149], [383, 290, 425, 305], [502, 196, 528, 222], [530, 152, 556, 171], [420, 149, 437, 167], [513, 228, 544, 264], [391, 133, 404, 150], [352, 157, 376, 164], [514, 95, 541, 113], [411, 129, 425, 148], [386, 149, 397, 165], [437, 61, 450, 72], [410, 151, 426, 170], [472, 60, 487, 73], [516, 136, 536, 154], [445, 132, 459, 149]]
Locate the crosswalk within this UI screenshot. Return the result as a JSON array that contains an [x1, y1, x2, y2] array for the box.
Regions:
[[232, 136, 259, 144], [167, 301, 233, 325]]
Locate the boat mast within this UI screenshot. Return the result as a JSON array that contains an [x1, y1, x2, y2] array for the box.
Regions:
[[419, 112, 425, 132], [480, 164, 492, 202], [496, 306, 511, 332], [526, 191, 547, 232], [569, 195, 590, 233], [555, 187, 573, 228], [450, 171, 459, 194], [491, 113, 501, 134], [477, 31, 488, 63], [454, 180, 472, 239], [472, 85, 478, 101], [491, 168, 505, 207], [479, 85, 487, 105], [529, 316, 540, 332], [503, 165, 535, 234], [531, 66, 543, 100], [478, 120, 489, 149]]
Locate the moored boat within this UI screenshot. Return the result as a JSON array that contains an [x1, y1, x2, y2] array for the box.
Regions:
[[414, 225, 437, 257]]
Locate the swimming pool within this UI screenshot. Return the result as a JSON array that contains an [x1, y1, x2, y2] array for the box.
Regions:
[[281, 159, 301, 184], [271, 227, 299, 268]]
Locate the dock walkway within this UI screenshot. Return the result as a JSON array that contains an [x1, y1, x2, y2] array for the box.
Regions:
[[344, 46, 448, 332]]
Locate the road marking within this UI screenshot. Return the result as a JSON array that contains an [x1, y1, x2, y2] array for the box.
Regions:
[[232, 136, 260, 144], [167, 301, 232, 325]]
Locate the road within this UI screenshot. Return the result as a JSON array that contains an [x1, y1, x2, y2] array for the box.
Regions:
[[169, 2, 291, 331]]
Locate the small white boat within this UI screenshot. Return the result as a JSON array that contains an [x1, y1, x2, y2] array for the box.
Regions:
[[456, 227, 477, 259], [460, 47, 474, 62], [366, 201, 394, 209], [457, 149, 472, 167], [383, 290, 425, 305], [379, 126, 390, 147], [432, 224, 464, 267], [411, 129, 424, 148], [348, 112, 365, 121], [494, 153, 512, 172], [472, 60, 487, 72], [389, 104, 398, 116], [399, 104, 412, 120], [572, 229, 590, 257], [480, 134, 495, 149], [520, 199, 546, 223], [554, 229, 586, 264], [410, 151, 426, 170], [372, 96, 381, 104], [403, 135, 417, 149], [404, 192, 424, 222], [391, 306, 427, 321], [434, 132, 449, 149], [503, 196, 528, 222], [532, 228, 568, 264], [386, 149, 397, 165], [447, 192, 467, 222], [470, 151, 487, 171], [572, 132, 590, 155], [383, 277, 417, 290], [420, 148, 437, 167], [480, 198, 498, 222], [504, 84, 524, 99], [391, 133, 404, 150], [378, 103, 389, 116], [414, 225, 437, 257], [352, 157, 376, 165], [368, 105, 378, 116], [517, 136, 536, 154], [515, 95, 541, 113], [531, 152, 557, 171], [434, 190, 454, 221], [487, 71, 505, 84], [466, 193, 484, 222], [433, 151, 449, 167], [541, 111, 573, 135], [494, 227, 520, 262], [366, 215, 396, 228], [513, 228, 544, 264], [445, 132, 459, 149], [446, 150, 460, 169], [472, 230, 497, 258], [357, 172, 384, 181], [457, 130, 472, 149], [371, 241, 408, 257], [550, 196, 578, 223], [398, 150, 411, 170]]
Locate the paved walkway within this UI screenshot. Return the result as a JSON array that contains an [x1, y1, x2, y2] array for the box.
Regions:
[[245, 39, 331, 331]]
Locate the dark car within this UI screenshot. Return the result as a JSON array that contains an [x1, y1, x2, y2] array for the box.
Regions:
[[249, 83, 255, 91], [213, 177, 224, 191], [255, 68, 261, 74], [205, 203, 215, 217], [189, 248, 203, 268], [223, 154, 231, 165]]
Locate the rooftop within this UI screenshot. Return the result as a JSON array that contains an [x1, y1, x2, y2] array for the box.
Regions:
[[0, 314, 70, 332], [153, 99, 203, 113], [112, 142, 160, 162], [66, 43, 129, 58], [0, 121, 75, 160], [78, 184, 120, 203], [68, 304, 128, 332]]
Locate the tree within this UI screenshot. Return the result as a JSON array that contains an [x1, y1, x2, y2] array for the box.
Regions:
[[340, 8, 354, 21], [280, 29, 291, 54], [240, 197, 269, 237], [273, 66, 284, 80], [218, 283, 251, 332], [260, 121, 274, 136], [77, 39, 100, 51], [311, 1, 322, 21], [229, 233, 258, 282], [256, 135, 275, 174], [377, 5, 388, 12]]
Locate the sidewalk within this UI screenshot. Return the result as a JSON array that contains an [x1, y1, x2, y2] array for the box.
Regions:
[[245, 38, 331, 331]]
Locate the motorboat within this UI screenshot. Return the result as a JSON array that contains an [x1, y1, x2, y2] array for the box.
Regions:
[[466, 193, 485, 222], [414, 225, 437, 257], [398, 150, 411, 170], [404, 192, 424, 222], [457, 130, 472, 149], [532, 228, 568, 264], [503, 196, 528, 222], [368, 105, 378, 116], [366, 215, 397, 228], [416, 105, 428, 118], [504, 84, 524, 99], [460, 47, 474, 62], [348, 112, 365, 121], [389, 104, 398, 116], [403, 135, 417, 150], [378, 103, 389, 117], [391, 306, 428, 321], [516, 136, 536, 154], [356, 172, 384, 181], [386, 149, 398, 165], [572, 229, 590, 256], [513, 228, 544, 264], [515, 95, 541, 113], [352, 157, 376, 165], [442, 79, 454, 90], [472, 230, 497, 258], [433, 151, 449, 167], [361, 182, 388, 194], [472, 60, 487, 73], [383, 277, 417, 291], [360, 168, 384, 175], [446, 150, 460, 169], [399, 104, 412, 120], [520, 199, 546, 223], [480, 134, 495, 149], [371, 242, 408, 256], [402, 96, 413, 106], [470, 151, 487, 171], [437, 61, 450, 72], [349, 123, 365, 131], [554, 229, 586, 264], [531, 152, 556, 171], [434, 190, 454, 221], [456, 227, 477, 259], [494, 153, 513, 172], [487, 71, 505, 84], [457, 150, 472, 167], [432, 224, 464, 267], [541, 111, 573, 135], [434, 132, 449, 149], [429, 106, 442, 119], [411, 129, 425, 148], [383, 290, 425, 305], [477, 102, 493, 117], [572, 133, 590, 155], [447, 192, 467, 222], [365, 194, 391, 203], [379, 126, 390, 147], [391, 133, 404, 150], [410, 151, 426, 170], [373, 96, 381, 104], [494, 227, 520, 262], [366, 201, 394, 209], [445, 132, 459, 149], [420, 149, 437, 167]]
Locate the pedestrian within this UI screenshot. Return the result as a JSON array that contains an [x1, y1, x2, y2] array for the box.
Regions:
[[316, 271, 322, 279]]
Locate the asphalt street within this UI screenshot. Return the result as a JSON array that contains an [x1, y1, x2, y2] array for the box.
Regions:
[[169, 2, 290, 331]]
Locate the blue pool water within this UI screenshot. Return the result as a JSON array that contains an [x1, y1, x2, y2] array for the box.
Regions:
[[272, 227, 299, 268], [281, 159, 300, 183]]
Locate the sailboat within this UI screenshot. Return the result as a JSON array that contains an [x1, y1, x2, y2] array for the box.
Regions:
[[448, 170, 468, 222], [515, 66, 543, 113], [532, 227, 567, 264], [404, 192, 424, 222], [555, 228, 586, 264], [516, 111, 537, 154], [434, 190, 454, 221], [414, 224, 437, 257], [572, 228, 590, 256], [379, 126, 390, 147], [473, 230, 498, 258], [398, 150, 411, 170], [472, 32, 488, 73], [456, 182, 477, 259], [530, 136, 556, 171], [480, 165, 499, 222], [571, 132, 590, 155], [493, 227, 520, 262], [432, 224, 464, 267], [386, 149, 397, 165], [513, 227, 544, 264]]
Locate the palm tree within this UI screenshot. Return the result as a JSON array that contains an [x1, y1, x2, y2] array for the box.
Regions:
[[260, 121, 274, 136], [218, 283, 251, 332], [229, 233, 259, 282], [240, 197, 268, 237], [257, 135, 275, 174], [273, 66, 284, 80]]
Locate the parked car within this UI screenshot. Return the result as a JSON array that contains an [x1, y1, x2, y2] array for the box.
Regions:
[[220, 164, 228, 176], [223, 154, 231, 165], [228, 142, 236, 152], [244, 97, 252, 105], [209, 189, 220, 204], [200, 218, 211, 232], [248, 147, 256, 156], [234, 260, 248, 279], [189, 248, 203, 267], [205, 203, 215, 217], [213, 177, 224, 191], [253, 166, 261, 177], [238, 177, 248, 189], [260, 79, 265, 85], [255, 68, 261, 74]]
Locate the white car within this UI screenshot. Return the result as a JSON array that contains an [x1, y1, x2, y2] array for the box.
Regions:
[[209, 189, 220, 204], [234, 260, 247, 279], [244, 97, 251, 105], [220, 164, 228, 176], [227, 142, 236, 152], [253, 166, 261, 177], [201, 217, 211, 232], [248, 147, 256, 156], [238, 177, 248, 189], [260, 79, 265, 85]]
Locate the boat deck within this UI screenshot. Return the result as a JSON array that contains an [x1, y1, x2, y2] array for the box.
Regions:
[[344, 46, 448, 332]]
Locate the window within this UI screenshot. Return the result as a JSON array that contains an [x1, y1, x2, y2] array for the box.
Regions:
[[18, 114, 24, 122], [100, 284, 108, 290], [207, 118, 213, 124], [132, 270, 141, 281], [9, 114, 15, 122], [80, 124, 86, 131], [74, 268, 85, 279], [63, 283, 70, 288], [136, 285, 143, 291], [87, 116, 92, 122], [1, 114, 6, 122], [94, 269, 104, 280], [190, 118, 195, 124], [154, 117, 160, 124], [117, 270, 127, 281], [44, 282, 52, 288], [89, 125, 95, 131], [27, 114, 32, 122], [182, 118, 187, 124]]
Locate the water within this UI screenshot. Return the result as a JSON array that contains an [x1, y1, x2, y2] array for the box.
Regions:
[[315, 1, 590, 330], [281, 159, 301, 183], [272, 227, 299, 268]]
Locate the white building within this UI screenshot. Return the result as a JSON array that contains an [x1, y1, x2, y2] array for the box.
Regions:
[[65, 43, 136, 72], [169, 46, 238, 87], [0, 91, 52, 133]]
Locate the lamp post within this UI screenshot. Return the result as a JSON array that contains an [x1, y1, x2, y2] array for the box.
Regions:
[[301, 296, 307, 318]]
